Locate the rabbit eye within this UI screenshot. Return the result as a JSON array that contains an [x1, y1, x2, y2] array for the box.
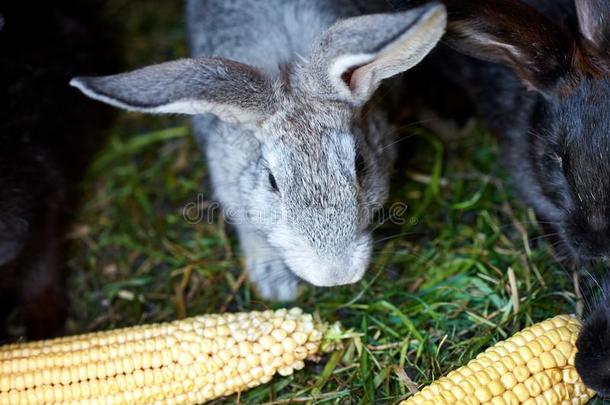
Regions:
[[268, 173, 279, 192], [355, 153, 366, 179]]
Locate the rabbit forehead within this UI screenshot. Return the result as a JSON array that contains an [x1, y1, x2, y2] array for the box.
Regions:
[[264, 129, 355, 171], [261, 104, 361, 236], [555, 78, 610, 145], [261, 94, 356, 171], [264, 87, 352, 132]]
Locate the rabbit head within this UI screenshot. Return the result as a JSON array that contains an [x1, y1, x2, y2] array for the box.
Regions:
[[444, 0, 610, 261], [71, 4, 447, 288]]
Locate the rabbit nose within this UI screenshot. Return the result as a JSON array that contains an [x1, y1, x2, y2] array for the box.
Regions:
[[564, 214, 610, 260], [325, 235, 371, 285], [319, 260, 367, 286], [303, 255, 367, 286], [284, 234, 372, 287]]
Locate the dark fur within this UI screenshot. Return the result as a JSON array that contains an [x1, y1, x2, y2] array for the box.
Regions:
[[392, 0, 610, 395], [0, 0, 118, 339], [576, 285, 610, 397], [401, 0, 610, 262]]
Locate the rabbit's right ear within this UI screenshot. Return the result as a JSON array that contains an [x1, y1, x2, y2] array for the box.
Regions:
[[71, 58, 276, 125], [305, 3, 446, 105], [443, 0, 576, 96]]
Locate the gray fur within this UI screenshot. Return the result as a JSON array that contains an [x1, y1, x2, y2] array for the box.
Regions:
[[71, 0, 446, 300], [70, 59, 276, 124]]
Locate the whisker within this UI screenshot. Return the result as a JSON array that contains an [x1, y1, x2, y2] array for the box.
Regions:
[[373, 231, 421, 245]]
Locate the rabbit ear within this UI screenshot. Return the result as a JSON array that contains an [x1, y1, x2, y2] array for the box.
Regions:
[[70, 58, 276, 125], [444, 0, 576, 95], [306, 3, 446, 105], [575, 0, 610, 52]]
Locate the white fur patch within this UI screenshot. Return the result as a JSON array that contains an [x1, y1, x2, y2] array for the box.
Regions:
[[472, 32, 523, 60]]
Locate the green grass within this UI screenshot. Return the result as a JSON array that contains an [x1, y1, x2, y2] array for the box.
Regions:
[[61, 2, 607, 404]]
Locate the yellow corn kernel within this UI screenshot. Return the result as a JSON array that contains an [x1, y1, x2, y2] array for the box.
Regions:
[[0, 308, 326, 404], [401, 315, 595, 405]]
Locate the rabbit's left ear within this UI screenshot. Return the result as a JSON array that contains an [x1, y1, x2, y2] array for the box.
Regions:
[[575, 0, 610, 53], [306, 3, 446, 106], [70, 57, 277, 125]]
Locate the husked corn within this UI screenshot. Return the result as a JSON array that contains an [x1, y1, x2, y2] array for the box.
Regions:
[[401, 315, 595, 405], [0, 308, 326, 405]]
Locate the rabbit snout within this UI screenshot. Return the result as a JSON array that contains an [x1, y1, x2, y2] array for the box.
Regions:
[[562, 212, 610, 260], [279, 232, 372, 287]]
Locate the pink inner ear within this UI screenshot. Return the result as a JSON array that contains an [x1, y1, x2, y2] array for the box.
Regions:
[[341, 66, 358, 91]]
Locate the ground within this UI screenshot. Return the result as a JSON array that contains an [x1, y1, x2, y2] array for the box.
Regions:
[[45, 1, 609, 404]]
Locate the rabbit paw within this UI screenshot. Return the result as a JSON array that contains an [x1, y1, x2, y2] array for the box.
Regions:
[[249, 260, 300, 302], [576, 303, 610, 396]]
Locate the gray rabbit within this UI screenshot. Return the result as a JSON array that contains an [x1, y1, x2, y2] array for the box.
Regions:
[[71, 0, 446, 300]]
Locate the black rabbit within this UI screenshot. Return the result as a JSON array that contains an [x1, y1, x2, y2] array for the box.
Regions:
[[0, 0, 118, 339], [398, 0, 610, 263], [404, 0, 610, 396]]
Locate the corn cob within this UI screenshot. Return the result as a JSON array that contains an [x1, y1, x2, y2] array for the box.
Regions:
[[0, 308, 326, 405], [401, 315, 595, 405]]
